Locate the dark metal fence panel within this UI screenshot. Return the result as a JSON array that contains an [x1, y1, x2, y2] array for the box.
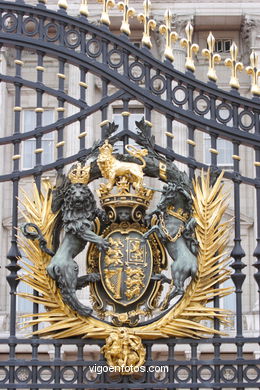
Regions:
[[0, 1, 259, 388]]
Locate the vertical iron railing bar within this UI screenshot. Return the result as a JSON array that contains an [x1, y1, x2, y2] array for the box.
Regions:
[[187, 125, 196, 180], [76, 344, 83, 390], [122, 98, 130, 153], [32, 50, 46, 335], [165, 74, 173, 150], [209, 93, 217, 122], [145, 343, 152, 386], [232, 102, 239, 134], [190, 343, 198, 390], [6, 45, 24, 390], [53, 343, 61, 387], [56, 57, 66, 175], [166, 115, 173, 149], [79, 66, 88, 151], [31, 341, 39, 390], [187, 85, 196, 179], [16, 9, 24, 35], [35, 91, 43, 188], [37, 13, 45, 41], [253, 147, 260, 337], [210, 132, 218, 167], [101, 34, 109, 140], [168, 341, 175, 384], [145, 104, 152, 137], [231, 141, 246, 336], [253, 109, 260, 135], [144, 62, 152, 137], [211, 127, 221, 381], [99, 343, 107, 389], [230, 141, 246, 390], [101, 77, 108, 140], [122, 45, 130, 152], [213, 339, 221, 390]]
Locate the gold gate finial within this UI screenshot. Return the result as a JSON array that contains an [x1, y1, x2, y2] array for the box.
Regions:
[[58, 0, 68, 10], [118, 0, 135, 36], [224, 42, 244, 89], [159, 9, 179, 62], [246, 51, 260, 96], [98, 0, 115, 26], [80, 0, 88, 16], [137, 0, 156, 49], [202, 32, 221, 82], [180, 21, 199, 72]]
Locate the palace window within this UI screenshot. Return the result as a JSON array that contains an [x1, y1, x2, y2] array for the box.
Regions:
[[22, 110, 55, 169], [215, 39, 232, 53]]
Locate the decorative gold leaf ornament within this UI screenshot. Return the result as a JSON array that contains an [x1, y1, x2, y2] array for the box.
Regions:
[[246, 51, 260, 96], [159, 9, 179, 62], [137, 0, 156, 49], [98, 0, 115, 26], [202, 32, 221, 82], [80, 0, 89, 17], [118, 0, 135, 36], [224, 42, 244, 89], [180, 21, 199, 72], [18, 169, 231, 370], [58, 0, 68, 10]]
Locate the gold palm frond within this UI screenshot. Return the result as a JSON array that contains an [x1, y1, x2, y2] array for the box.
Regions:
[[18, 170, 232, 340]]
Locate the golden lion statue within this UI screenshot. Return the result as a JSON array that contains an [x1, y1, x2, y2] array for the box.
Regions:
[[97, 140, 148, 192]]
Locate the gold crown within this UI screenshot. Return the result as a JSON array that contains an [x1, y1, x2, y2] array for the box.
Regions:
[[98, 177, 154, 210], [167, 205, 190, 222], [68, 163, 90, 184]]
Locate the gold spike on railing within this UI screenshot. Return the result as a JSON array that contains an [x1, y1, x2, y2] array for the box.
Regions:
[[180, 21, 199, 72], [118, 0, 135, 36], [80, 0, 88, 16], [137, 0, 156, 49], [98, 0, 115, 26], [202, 32, 221, 81], [224, 42, 244, 89], [159, 9, 179, 62], [246, 51, 260, 96], [58, 0, 68, 10]]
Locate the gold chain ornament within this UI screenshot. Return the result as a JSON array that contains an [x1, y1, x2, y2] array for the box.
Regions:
[[159, 214, 185, 242]]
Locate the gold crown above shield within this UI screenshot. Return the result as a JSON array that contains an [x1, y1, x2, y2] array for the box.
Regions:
[[68, 163, 90, 184], [99, 177, 154, 210], [96, 140, 153, 210]]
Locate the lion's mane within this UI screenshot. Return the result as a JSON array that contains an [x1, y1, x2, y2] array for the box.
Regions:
[[61, 183, 97, 235]]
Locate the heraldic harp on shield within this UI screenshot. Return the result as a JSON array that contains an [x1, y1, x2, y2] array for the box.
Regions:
[[20, 119, 231, 370]]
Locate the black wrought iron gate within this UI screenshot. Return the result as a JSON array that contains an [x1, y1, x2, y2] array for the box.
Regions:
[[0, 0, 259, 388]]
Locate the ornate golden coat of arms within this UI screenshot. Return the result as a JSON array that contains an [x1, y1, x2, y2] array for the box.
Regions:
[[19, 120, 231, 371]]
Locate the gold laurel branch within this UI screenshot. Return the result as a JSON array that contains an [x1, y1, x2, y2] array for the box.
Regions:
[[134, 169, 232, 339]]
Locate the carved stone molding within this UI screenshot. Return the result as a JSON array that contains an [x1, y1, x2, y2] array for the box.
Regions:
[[240, 16, 260, 64]]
